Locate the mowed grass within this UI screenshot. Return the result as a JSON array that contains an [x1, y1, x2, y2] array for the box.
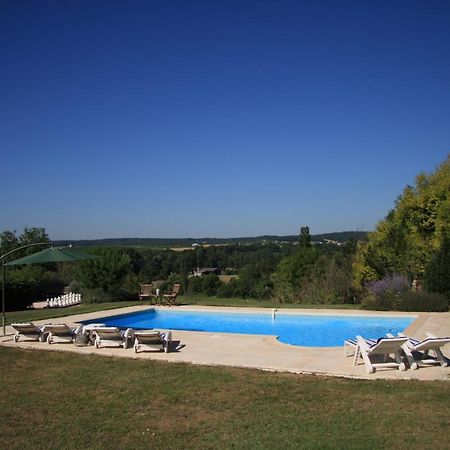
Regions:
[[4, 301, 143, 325], [181, 295, 360, 310], [6, 297, 359, 325], [1, 347, 449, 450]]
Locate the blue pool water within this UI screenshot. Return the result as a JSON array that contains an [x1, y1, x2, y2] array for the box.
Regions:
[[85, 309, 414, 347]]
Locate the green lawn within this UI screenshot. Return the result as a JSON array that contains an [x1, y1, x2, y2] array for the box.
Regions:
[[183, 295, 360, 309], [0, 346, 448, 449], [4, 301, 143, 325], [5, 297, 360, 325]]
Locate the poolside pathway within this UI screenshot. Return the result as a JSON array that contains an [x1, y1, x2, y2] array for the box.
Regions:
[[2, 306, 449, 381]]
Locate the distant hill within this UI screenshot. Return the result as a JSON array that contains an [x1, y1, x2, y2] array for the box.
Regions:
[[53, 231, 368, 248]]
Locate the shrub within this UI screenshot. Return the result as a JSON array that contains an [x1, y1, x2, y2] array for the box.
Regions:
[[423, 235, 450, 298], [4, 263, 73, 311], [394, 290, 448, 312], [366, 274, 410, 296], [80, 288, 112, 304], [362, 290, 448, 312], [189, 275, 221, 296], [68, 280, 82, 294], [216, 279, 238, 297], [272, 279, 296, 304]]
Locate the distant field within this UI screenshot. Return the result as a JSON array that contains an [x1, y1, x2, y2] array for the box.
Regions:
[[218, 274, 239, 283]]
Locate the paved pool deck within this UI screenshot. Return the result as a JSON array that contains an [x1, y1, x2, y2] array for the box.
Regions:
[[2, 305, 450, 381]]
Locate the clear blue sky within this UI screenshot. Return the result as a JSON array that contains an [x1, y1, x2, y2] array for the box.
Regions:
[[1, 1, 449, 239]]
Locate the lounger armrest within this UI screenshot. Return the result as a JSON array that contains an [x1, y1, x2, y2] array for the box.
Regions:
[[123, 328, 134, 348], [163, 331, 172, 353], [356, 336, 371, 352], [124, 328, 134, 339]]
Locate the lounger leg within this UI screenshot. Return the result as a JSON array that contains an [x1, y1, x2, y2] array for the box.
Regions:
[[402, 344, 418, 370], [164, 331, 172, 353], [435, 348, 448, 367], [394, 350, 406, 371], [360, 350, 375, 374], [353, 345, 360, 366]]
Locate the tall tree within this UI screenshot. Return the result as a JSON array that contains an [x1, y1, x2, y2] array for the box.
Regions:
[[354, 155, 450, 285], [0, 227, 50, 257]]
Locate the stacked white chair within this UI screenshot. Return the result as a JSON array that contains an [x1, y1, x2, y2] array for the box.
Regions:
[[45, 292, 82, 308]]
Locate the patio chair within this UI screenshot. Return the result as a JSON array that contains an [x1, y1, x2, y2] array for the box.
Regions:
[[395, 332, 450, 369], [11, 322, 44, 342], [139, 284, 154, 302], [93, 327, 134, 349], [42, 324, 78, 344], [133, 330, 172, 353], [352, 335, 408, 373], [163, 283, 181, 306]]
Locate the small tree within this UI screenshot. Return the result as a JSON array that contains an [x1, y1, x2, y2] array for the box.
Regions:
[[299, 226, 312, 248], [76, 248, 132, 292]]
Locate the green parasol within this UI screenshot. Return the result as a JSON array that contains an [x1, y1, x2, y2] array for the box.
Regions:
[[5, 247, 96, 265], [2, 244, 98, 334]]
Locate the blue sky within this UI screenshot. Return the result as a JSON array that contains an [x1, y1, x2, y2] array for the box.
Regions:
[[1, 1, 449, 239]]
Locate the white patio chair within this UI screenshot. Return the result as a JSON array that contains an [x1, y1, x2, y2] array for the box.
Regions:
[[42, 324, 77, 344], [11, 322, 44, 342], [133, 330, 172, 353], [93, 327, 134, 349], [352, 335, 408, 373], [395, 332, 450, 369]]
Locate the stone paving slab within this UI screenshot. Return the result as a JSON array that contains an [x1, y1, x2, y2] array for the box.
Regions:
[[2, 305, 449, 381]]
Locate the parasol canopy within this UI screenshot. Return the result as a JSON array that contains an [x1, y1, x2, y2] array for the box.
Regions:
[[5, 247, 97, 265]]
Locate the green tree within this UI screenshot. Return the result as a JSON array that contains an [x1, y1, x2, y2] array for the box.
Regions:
[[423, 234, 450, 298], [271, 226, 318, 301], [76, 248, 132, 292], [354, 155, 450, 285], [299, 226, 312, 248], [1, 227, 51, 310], [0, 227, 50, 257]]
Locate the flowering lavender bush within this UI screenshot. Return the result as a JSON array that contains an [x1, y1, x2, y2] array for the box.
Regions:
[[366, 274, 410, 295]]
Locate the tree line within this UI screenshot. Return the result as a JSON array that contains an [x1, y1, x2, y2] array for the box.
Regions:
[[1, 156, 449, 312]]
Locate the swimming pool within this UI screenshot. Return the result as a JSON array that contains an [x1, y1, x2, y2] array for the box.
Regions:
[[84, 309, 414, 347]]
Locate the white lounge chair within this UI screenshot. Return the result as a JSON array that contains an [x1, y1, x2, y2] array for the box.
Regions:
[[93, 327, 134, 349], [11, 322, 44, 342], [133, 330, 172, 353], [42, 324, 78, 344], [395, 332, 450, 369], [351, 335, 408, 373]]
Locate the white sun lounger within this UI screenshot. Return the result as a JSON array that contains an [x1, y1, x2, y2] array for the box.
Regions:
[[93, 327, 134, 349], [133, 330, 172, 353], [350, 335, 408, 373], [11, 322, 44, 342], [395, 332, 450, 369], [42, 324, 78, 344]]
